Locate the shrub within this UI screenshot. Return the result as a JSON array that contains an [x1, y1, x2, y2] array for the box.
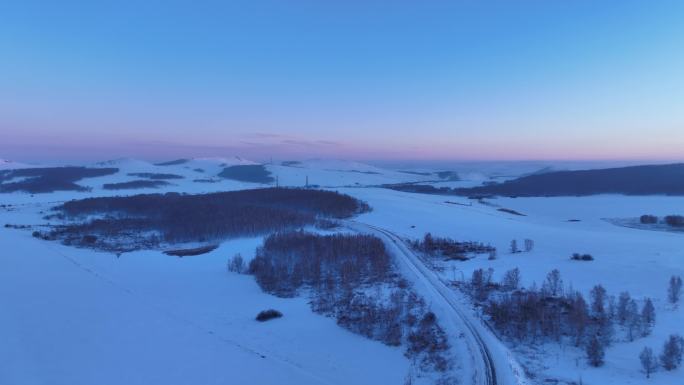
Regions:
[[256, 309, 283, 322], [571, 253, 594, 261], [640, 215, 658, 224], [665, 215, 684, 227]]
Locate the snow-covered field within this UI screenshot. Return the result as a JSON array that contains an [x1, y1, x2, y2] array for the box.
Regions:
[[342, 188, 684, 385], [1, 158, 683, 385]]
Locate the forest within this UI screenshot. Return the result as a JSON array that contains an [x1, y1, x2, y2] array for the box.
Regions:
[[43, 188, 369, 251]]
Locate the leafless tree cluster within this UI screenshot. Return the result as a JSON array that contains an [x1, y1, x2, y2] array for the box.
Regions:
[[640, 334, 684, 378], [467, 268, 657, 368], [412, 233, 495, 261], [249, 231, 452, 373]]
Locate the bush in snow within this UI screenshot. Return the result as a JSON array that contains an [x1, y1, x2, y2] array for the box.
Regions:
[[571, 253, 594, 261], [255, 309, 283, 322], [664, 215, 684, 227], [640, 215, 658, 224]]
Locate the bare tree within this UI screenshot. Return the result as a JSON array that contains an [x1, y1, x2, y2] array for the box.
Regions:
[[668, 275, 683, 304], [660, 334, 684, 371], [510, 239, 519, 254], [524, 239, 534, 252], [228, 253, 245, 273], [586, 334, 605, 367], [641, 298, 656, 336], [617, 291, 631, 325], [501, 268, 521, 291], [542, 269, 563, 297], [640, 347, 658, 378], [626, 299, 641, 342], [590, 285, 607, 316]]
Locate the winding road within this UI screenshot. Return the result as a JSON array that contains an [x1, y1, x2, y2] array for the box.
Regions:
[[346, 220, 526, 385]]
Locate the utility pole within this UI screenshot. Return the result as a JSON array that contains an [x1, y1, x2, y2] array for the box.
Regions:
[[305, 175, 309, 188]]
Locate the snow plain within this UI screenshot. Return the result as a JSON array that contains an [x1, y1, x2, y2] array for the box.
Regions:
[[1, 158, 683, 385]]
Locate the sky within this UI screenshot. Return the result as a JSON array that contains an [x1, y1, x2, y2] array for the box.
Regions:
[[1, 0, 683, 163]]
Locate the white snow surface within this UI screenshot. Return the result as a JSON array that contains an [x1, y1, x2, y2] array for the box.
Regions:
[[1, 158, 683, 385]]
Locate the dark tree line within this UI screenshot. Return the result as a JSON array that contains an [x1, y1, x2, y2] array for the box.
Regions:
[[248, 231, 451, 373], [45, 188, 370, 251], [412, 233, 495, 261], [103, 180, 170, 190]]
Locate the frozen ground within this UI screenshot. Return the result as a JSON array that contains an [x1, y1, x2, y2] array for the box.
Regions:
[[1, 158, 683, 384]]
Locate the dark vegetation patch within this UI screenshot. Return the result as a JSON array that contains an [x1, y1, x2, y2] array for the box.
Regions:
[[42, 188, 369, 252], [248, 231, 451, 373], [193, 178, 221, 183], [4, 223, 31, 229], [411, 233, 496, 261], [453, 163, 684, 197], [444, 201, 472, 207], [127, 172, 184, 180], [281, 161, 302, 167], [256, 309, 283, 322], [399, 170, 432, 176], [154, 159, 189, 166], [349, 169, 381, 175], [640, 215, 658, 224], [435, 171, 460, 181], [0, 167, 118, 193], [103, 180, 170, 190], [164, 244, 219, 257], [665, 215, 684, 227], [218, 165, 274, 184], [498, 208, 526, 216], [571, 253, 594, 261], [383, 183, 452, 195]]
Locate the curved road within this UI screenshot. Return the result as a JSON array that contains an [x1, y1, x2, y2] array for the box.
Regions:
[[346, 220, 526, 385]]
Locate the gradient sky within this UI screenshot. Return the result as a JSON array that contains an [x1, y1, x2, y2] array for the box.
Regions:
[[1, 0, 683, 162]]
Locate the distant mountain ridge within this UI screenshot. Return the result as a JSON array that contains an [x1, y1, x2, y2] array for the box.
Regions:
[[453, 163, 684, 197]]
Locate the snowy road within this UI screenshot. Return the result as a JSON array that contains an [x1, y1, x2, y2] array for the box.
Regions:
[[347, 220, 527, 385]]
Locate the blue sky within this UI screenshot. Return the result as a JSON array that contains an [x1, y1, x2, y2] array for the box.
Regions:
[[1, 0, 683, 162]]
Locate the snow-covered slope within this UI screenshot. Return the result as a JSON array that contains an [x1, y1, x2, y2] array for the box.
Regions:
[[0, 204, 408, 385]]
